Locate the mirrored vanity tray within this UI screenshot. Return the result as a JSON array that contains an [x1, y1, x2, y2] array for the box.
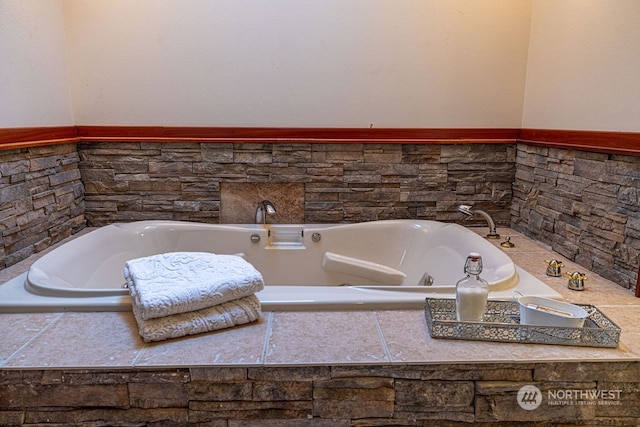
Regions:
[[424, 298, 621, 348]]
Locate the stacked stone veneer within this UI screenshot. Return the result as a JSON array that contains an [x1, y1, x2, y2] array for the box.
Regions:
[[2, 140, 639, 290], [78, 141, 514, 226], [511, 144, 640, 290], [1, 362, 639, 425], [0, 144, 85, 269]]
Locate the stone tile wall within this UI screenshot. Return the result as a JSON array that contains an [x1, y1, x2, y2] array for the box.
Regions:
[[3, 140, 638, 290], [1, 362, 639, 425], [511, 144, 640, 290], [0, 144, 85, 268], [78, 141, 515, 226]]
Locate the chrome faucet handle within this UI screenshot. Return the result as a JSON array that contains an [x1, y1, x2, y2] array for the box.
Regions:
[[545, 259, 564, 277], [567, 271, 587, 291], [500, 236, 515, 248]]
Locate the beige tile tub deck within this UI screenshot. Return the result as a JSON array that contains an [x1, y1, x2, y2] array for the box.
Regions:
[[0, 227, 639, 370], [137, 314, 271, 367], [265, 311, 389, 365], [5, 312, 144, 368], [0, 312, 62, 364], [375, 310, 515, 364]]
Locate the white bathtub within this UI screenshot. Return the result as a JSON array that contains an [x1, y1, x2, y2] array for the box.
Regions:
[[0, 220, 561, 311]]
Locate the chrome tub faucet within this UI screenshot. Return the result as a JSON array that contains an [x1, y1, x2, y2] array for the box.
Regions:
[[255, 200, 276, 224], [457, 204, 500, 239]]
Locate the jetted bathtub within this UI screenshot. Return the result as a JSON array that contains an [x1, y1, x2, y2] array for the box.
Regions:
[[0, 220, 561, 312]]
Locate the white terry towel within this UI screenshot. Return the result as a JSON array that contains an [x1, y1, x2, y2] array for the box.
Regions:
[[124, 252, 264, 320], [134, 294, 262, 343]]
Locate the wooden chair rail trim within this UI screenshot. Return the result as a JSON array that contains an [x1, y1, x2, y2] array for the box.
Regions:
[[1, 126, 639, 155]]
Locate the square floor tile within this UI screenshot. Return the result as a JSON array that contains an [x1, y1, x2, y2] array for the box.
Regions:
[[136, 315, 269, 367], [265, 311, 388, 365], [376, 310, 514, 363], [5, 312, 144, 368], [0, 313, 62, 364]]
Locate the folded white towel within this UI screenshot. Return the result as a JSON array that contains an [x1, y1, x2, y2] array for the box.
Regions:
[[124, 252, 264, 320], [133, 294, 262, 342]]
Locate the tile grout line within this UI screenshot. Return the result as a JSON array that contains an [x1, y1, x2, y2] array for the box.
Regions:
[[131, 334, 148, 367], [260, 311, 274, 365], [372, 312, 393, 363], [2, 312, 65, 367]]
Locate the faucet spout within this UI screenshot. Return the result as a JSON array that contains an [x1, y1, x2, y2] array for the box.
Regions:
[[457, 204, 500, 239], [255, 200, 277, 224]]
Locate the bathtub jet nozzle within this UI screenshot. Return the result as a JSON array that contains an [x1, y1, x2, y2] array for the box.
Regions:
[[457, 204, 500, 240]]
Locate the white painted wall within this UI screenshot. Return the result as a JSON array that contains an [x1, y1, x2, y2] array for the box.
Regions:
[[0, 0, 73, 128], [523, 0, 640, 132], [62, 0, 532, 127], [3, 1, 638, 132]]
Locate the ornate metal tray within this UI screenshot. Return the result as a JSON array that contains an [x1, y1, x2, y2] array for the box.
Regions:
[[424, 298, 621, 348]]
